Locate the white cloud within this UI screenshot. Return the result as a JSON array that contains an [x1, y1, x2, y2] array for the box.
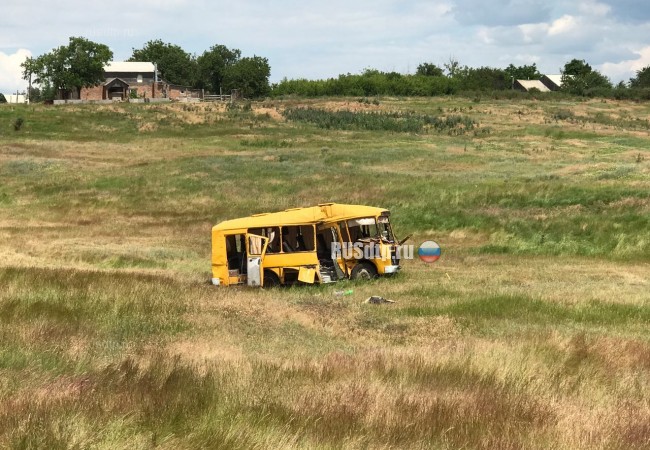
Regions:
[[600, 46, 650, 81], [0, 49, 30, 94], [577, 0, 611, 17], [548, 15, 578, 36], [1, 0, 649, 85], [518, 23, 549, 43]]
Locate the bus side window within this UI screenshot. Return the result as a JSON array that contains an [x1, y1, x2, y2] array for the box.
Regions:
[[297, 225, 314, 251], [281, 226, 295, 252], [266, 227, 280, 253], [281, 225, 315, 252], [249, 227, 281, 253]]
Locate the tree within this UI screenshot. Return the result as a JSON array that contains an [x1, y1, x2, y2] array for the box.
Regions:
[[222, 56, 271, 98], [129, 40, 197, 86], [0, 93, 6, 103], [458, 67, 509, 91], [444, 56, 461, 77], [630, 66, 650, 88], [196, 44, 242, 93], [22, 37, 112, 99], [563, 59, 593, 77], [504, 63, 541, 81], [416, 62, 444, 77], [561, 59, 611, 95], [27, 86, 43, 103]]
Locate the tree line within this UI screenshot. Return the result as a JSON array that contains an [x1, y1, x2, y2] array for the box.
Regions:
[[18, 37, 650, 101], [271, 59, 650, 100], [21, 37, 271, 101]]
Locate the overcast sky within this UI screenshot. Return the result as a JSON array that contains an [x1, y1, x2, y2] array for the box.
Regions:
[[2, 0, 650, 93]]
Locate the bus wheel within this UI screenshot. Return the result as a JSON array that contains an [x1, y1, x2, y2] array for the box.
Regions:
[[263, 270, 281, 288], [350, 262, 377, 280]]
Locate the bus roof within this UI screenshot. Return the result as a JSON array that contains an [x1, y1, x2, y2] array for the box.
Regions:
[[213, 203, 389, 232]]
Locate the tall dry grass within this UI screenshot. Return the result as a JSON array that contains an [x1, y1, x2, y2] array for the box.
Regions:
[[1, 97, 649, 448]]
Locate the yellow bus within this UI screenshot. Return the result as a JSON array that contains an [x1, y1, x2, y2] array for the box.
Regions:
[[211, 203, 406, 287]]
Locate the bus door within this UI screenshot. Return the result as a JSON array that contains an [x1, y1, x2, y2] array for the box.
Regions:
[[339, 220, 361, 276], [317, 222, 347, 280], [329, 221, 355, 278], [246, 234, 268, 287]]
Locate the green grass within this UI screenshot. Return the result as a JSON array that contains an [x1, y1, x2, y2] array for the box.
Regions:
[[400, 293, 650, 327], [0, 268, 189, 359]]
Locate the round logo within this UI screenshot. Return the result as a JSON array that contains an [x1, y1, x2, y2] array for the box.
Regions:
[[418, 240, 441, 263]]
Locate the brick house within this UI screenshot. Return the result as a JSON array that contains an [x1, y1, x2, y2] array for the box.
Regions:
[[79, 62, 155, 100], [79, 62, 202, 101]]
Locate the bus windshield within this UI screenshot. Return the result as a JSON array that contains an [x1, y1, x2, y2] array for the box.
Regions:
[[347, 216, 394, 242]]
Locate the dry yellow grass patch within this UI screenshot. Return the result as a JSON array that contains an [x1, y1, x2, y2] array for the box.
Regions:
[[1, 96, 649, 448]]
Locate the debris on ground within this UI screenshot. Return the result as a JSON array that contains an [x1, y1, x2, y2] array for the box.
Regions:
[[334, 289, 354, 296], [364, 296, 396, 304]]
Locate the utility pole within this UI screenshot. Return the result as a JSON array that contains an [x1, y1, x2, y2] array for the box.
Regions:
[[27, 71, 32, 104], [153, 63, 158, 98]]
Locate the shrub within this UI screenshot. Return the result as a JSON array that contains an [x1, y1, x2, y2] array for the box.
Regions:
[[13, 117, 24, 131], [552, 109, 574, 121], [282, 108, 477, 134]]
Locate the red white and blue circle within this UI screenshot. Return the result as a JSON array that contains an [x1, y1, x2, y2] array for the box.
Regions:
[[418, 240, 441, 263]]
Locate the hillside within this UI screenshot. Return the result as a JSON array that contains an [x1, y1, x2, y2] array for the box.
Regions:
[[1, 97, 649, 449]]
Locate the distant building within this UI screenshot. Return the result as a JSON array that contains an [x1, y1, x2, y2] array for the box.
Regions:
[[514, 79, 551, 93], [79, 62, 154, 100], [540, 74, 564, 91], [78, 61, 201, 101], [3, 94, 27, 104]]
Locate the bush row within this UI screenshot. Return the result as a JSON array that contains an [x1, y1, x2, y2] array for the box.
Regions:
[[270, 71, 650, 100]]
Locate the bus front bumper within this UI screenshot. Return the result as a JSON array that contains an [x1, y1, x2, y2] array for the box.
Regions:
[[383, 265, 400, 274]]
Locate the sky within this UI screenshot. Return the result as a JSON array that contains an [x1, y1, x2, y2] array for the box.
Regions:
[[2, 0, 650, 93]]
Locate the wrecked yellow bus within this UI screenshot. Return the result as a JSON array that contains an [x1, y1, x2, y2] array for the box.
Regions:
[[211, 203, 406, 287]]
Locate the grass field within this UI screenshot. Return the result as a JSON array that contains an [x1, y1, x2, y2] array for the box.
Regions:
[[1, 96, 649, 449]]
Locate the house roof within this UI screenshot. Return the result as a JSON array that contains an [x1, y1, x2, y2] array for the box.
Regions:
[[213, 203, 390, 232], [516, 79, 550, 92], [104, 62, 155, 73], [543, 74, 563, 87], [104, 78, 130, 87]]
